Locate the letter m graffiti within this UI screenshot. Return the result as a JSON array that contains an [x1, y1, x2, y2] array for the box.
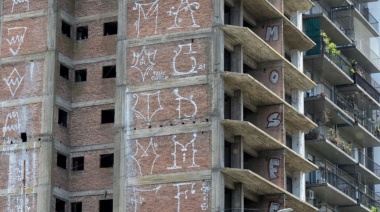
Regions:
[[265, 25, 279, 42]]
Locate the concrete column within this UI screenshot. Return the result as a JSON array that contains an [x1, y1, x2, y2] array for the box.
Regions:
[[290, 11, 306, 201], [230, 0, 243, 26], [211, 0, 225, 211], [113, 0, 128, 212]]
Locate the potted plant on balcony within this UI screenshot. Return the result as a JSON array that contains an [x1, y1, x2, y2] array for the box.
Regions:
[[321, 31, 341, 57], [306, 129, 321, 140]]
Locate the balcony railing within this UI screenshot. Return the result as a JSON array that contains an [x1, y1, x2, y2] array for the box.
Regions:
[[309, 160, 357, 199], [305, 125, 354, 156], [354, 149, 380, 178], [346, 33, 380, 71], [350, 0, 379, 32], [318, 205, 337, 212], [310, 160, 380, 209]]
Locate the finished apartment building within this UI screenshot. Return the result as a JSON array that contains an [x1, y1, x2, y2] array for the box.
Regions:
[[1, 0, 379, 211]]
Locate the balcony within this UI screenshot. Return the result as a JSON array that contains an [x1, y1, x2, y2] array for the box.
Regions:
[[223, 168, 318, 211], [222, 25, 316, 94], [305, 126, 356, 165], [350, 0, 379, 34], [304, 0, 352, 45], [223, 120, 318, 175], [222, 72, 317, 133], [307, 160, 358, 205], [304, 50, 354, 85], [339, 150, 380, 184]]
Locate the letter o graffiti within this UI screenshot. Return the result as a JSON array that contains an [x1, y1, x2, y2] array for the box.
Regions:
[[269, 70, 279, 84]]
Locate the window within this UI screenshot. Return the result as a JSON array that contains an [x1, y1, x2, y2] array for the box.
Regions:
[[56, 198, 65, 212], [60, 64, 69, 80], [100, 154, 114, 168], [57, 153, 67, 169], [75, 69, 87, 82], [62, 20, 71, 38], [99, 199, 113, 212], [71, 202, 82, 212], [104, 22, 117, 36], [72, 156, 84, 171], [58, 109, 68, 127], [102, 65, 116, 78], [101, 109, 115, 124], [76, 26, 88, 40], [21, 133, 27, 142]]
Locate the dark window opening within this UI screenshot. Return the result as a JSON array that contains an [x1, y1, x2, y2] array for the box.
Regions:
[[76, 26, 88, 40], [57, 152, 67, 169], [224, 5, 231, 25], [60, 64, 69, 80], [224, 141, 231, 168], [224, 49, 231, 72], [286, 135, 292, 149], [224, 187, 232, 210], [21, 133, 27, 142], [62, 21, 71, 38], [71, 202, 82, 212], [56, 198, 65, 212], [99, 199, 113, 212], [100, 154, 114, 168], [75, 69, 87, 82], [287, 177, 293, 193], [104, 22, 118, 36], [58, 109, 68, 127], [102, 65, 116, 78], [101, 109, 115, 124], [72, 156, 84, 171]]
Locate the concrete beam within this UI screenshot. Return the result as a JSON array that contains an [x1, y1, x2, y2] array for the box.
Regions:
[[0, 52, 45, 65], [71, 99, 115, 108], [3, 10, 47, 22], [0, 96, 43, 108]]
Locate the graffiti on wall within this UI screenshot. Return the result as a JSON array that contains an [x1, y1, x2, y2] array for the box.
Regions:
[[268, 158, 280, 180], [133, 0, 159, 38], [130, 138, 159, 176], [2, 112, 20, 137], [11, 0, 30, 14], [265, 26, 279, 42], [5, 27, 27, 56], [133, 91, 163, 124], [267, 112, 281, 128], [167, 133, 199, 170], [131, 186, 161, 212], [131, 46, 158, 82], [167, 0, 200, 30], [3, 68, 25, 97], [173, 88, 198, 120]]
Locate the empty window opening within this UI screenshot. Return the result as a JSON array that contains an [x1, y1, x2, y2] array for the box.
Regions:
[[58, 109, 68, 127], [72, 156, 84, 171], [102, 65, 116, 78], [100, 154, 114, 168], [21, 133, 27, 142], [104, 22, 118, 36], [101, 109, 115, 124], [56, 198, 66, 212], [57, 152, 67, 169], [62, 20, 71, 38], [60, 64, 69, 80], [75, 69, 87, 82], [76, 26, 88, 40], [99, 199, 113, 212], [71, 202, 82, 212]]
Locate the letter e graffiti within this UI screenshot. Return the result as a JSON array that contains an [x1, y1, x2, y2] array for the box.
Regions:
[[269, 158, 280, 179]]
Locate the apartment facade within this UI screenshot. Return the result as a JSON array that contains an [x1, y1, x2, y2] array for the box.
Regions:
[[0, 0, 357, 211], [304, 0, 380, 211]]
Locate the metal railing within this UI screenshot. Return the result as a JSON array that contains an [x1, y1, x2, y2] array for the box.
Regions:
[[318, 205, 337, 212], [350, 0, 379, 32], [309, 160, 357, 199], [345, 33, 380, 71], [354, 150, 380, 178], [324, 51, 352, 78]]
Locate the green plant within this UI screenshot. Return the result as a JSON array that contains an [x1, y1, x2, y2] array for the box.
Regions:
[[371, 206, 377, 212], [321, 31, 340, 56]]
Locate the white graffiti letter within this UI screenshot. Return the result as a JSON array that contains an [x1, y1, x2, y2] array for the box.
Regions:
[[173, 88, 197, 120], [131, 46, 157, 82], [265, 26, 279, 41], [173, 182, 196, 212], [3, 68, 25, 97], [168, 133, 199, 170], [130, 138, 159, 176], [200, 182, 210, 210], [5, 27, 27, 56], [173, 43, 199, 76], [167, 0, 200, 30], [132, 91, 163, 124], [269, 202, 281, 212], [267, 112, 281, 128], [2, 112, 20, 137], [131, 186, 161, 212], [133, 0, 159, 38], [11, 0, 30, 14], [269, 70, 279, 84], [269, 158, 280, 179]]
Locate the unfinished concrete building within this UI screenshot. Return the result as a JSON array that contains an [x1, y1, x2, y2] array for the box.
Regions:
[[0, 0, 351, 211]]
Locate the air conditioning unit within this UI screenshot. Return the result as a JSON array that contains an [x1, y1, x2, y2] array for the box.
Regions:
[[306, 189, 315, 200]]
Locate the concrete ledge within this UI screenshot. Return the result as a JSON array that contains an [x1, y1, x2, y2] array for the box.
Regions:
[[0, 96, 43, 108], [3, 10, 47, 22]]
